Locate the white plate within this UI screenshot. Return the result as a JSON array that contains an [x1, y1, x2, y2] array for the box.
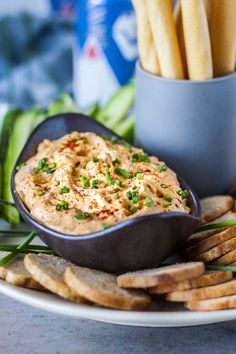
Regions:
[[1, 280, 236, 327]]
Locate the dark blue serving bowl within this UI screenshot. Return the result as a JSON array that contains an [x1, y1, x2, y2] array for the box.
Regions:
[[11, 113, 201, 272]]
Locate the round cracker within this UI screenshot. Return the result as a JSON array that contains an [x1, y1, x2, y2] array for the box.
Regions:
[[166, 279, 236, 302], [149, 271, 232, 294], [117, 262, 205, 288], [64, 266, 151, 310], [186, 294, 236, 311], [24, 254, 87, 303]]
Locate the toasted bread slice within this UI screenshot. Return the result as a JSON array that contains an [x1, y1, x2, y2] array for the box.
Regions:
[[185, 212, 236, 247], [186, 226, 236, 259], [24, 254, 87, 303], [200, 195, 234, 224], [166, 278, 236, 302], [229, 262, 236, 266], [186, 294, 236, 311], [117, 262, 204, 288], [0, 252, 43, 289], [212, 250, 236, 266], [193, 237, 236, 262], [64, 266, 151, 310], [149, 271, 232, 294]]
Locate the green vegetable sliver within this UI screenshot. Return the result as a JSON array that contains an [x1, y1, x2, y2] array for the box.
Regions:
[[206, 265, 236, 273], [194, 219, 236, 233], [0, 231, 36, 266]]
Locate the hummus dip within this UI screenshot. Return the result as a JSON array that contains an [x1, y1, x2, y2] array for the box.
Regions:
[[15, 131, 190, 235]]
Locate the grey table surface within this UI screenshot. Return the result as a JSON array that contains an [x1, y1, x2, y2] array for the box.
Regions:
[[0, 294, 236, 354]]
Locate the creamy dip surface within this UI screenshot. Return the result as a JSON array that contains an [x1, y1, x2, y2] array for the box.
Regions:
[[15, 131, 190, 235]]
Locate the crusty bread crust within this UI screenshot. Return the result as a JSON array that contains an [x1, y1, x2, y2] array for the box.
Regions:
[[193, 237, 236, 262], [64, 266, 151, 310], [24, 254, 87, 303], [149, 271, 232, 294], [166, 279, 236, 302], [186, 294, 236, 311], [117, 262, 205, 288], [200, 195, 234, 224]]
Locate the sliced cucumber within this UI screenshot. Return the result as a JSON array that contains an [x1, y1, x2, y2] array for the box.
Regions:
[[115, 116, 135, 143], [47, 94, 78, 116], [96, 81, 135, 129], [83, 102, 100, 118], [2, 109, 39, 225]]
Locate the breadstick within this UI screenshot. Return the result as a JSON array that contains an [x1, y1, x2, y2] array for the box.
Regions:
[[132, 0, 160, 75], [181, 0, 213, 80], [146, 0, 184, 80], [211, 0, 236, 77], [174, 0, 188, 78]]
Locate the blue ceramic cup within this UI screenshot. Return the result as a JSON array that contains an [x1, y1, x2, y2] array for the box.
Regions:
[[135, 63, 236, 197]]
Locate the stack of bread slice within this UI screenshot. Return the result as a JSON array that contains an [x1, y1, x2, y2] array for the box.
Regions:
[[185, 196, 236, 266]]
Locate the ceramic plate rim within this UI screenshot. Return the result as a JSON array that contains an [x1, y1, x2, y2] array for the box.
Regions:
[[1, 280, 236, 327]]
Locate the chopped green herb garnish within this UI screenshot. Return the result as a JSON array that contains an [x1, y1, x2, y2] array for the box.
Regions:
[[83, 137, 89, 144], [177, 189, 189, 199], [126, 190, 139, 204], [75, 211, 91, 220], [130, 205, 138, 213], [164, 194, 173, 202], [115, 167, 133, 179], [144, 197, 153, 207], [35, 158, 48, 173], [59, 186, 70, 194], [135, 172, 143, 180], [92, 179, 99, 188], [132, 186, 137, 190], [56, 200, 69, 211], [38, 189, 45, 197], [92, 156, 99, 163], [156, 163, 167, 172], [163, 202, 172, 208], [16, 162, 26, 171], [132, 152, 150, 163], [161, 183, 168, 189], [121, 140, 133, 153], [112, 158, 120, 166], [111, 135, 119, 144], [80, 175, 90, 188], [101, 222, 109, 230], [101, 134, 110, 141], [115, 179, 122, 187], [105, 168, 114, 186]]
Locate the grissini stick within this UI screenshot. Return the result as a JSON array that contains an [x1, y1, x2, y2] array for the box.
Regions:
[[146, 0, 184, 80], [132, 0, 160, 75], [211, 0, 236, 77], [181, 0, 213, 80], [174, 0, 188, 78]]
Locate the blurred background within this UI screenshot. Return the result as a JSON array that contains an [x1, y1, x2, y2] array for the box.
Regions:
[[0, 0, 138, 111]]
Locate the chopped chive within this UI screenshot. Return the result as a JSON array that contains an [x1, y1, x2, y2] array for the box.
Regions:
[[105, 168, 114, 186], [38, 188, 45, 196], [134, 172, 143, 180], [112, 158, 120, 166], [177, 189, 189, 199], [144, 197, 153, 207], [121, 140, 133, 153], [92, 156, 99, 163], [75, 211, 91, 220], [132, 152, 150, 163], [114, 167, 133, 179], [56, 200, 69, 211], [156, 163, 167, 172], [164, 194, 172, 202], [59, 186, 70, 194], [92, 179, 99, 188], [111, 136, 119, 144], [115, 179, 122, 187], [163, 202, 172, 208], [101, 222, 109, 230], [130, 205, 138, 214], [161, 183, 168, 189], [80, 175, 90, 188]]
